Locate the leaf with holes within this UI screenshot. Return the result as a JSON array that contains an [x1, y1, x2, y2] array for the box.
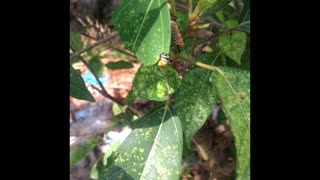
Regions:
[[98, 103, 183, 179], [210, 67, 250, 180], [174, 57, 218, 149], [70, 136, 102, 165], [106, 61, 134, 70], [70, 66, 95, 102], [125, 65, 181, 104], [219, 31, 246, 65], [112, 0, 171, 66]]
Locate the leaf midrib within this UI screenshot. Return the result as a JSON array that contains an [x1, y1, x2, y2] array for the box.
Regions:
[[140, 105, 167, 177], [132, 0, 154, 52]]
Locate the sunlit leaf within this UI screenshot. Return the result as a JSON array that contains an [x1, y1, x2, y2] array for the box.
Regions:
[[210, 67, 250, 180], [70, 66, 95, 102], [125, 65, 181, 104], [99, 103, 183, 179], [103, 140, 121, 166], [112, 103, 126, 116], [112, 0, 171, 66], [174, 56, 218, 149], [90, 162, 99, 179]]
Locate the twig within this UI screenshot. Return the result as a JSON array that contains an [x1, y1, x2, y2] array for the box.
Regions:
[[188, 0, 193, 19], [201, 17, 231, 31], [81, 32, 98, 41], [72, 50, 141, 116], [70, 33, 118, 61], [100, 45, 137, 59], [71, 48, 122, 103], [89, 84, 124, 106], [175, 3, 188, 13], [110, 46, 137, 59], [195, 29, 234, 56], [169, 0, 176, 16], [173, 53, 217, 71], [91, 85, 141, 116]]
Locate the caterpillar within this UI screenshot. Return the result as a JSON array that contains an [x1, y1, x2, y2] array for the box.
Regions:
[[171, 20, 184, 51]]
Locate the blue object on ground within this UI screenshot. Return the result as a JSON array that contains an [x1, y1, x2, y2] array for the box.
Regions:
[[82, 72, 109, 86]]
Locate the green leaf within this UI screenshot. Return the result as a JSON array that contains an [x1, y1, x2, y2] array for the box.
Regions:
[[224, 40, 250, 71], [99, 103, 183, 179], [210, 67, 250, 180], [218, 31, 246, 64], [70, 57, 81, 65], [192, 0, 218, 19], [175, 11, 189, 31], [125, 65, 181, 104], [237, 9, 250, 34], [112, 103, 126, 116], [174, 56, 218, 149], [106, 61, 134, 70], [90, 163, 99, 179], [237, 20, 250, 34], [70, 136, 102, 165], [239, 1, 250, 23], [217, 108, 227, 124], [112, 0, 171, 66], [89, 57, 105, 77], [233, 0, 250, 33], [91, 152, 119, 179], [70, 32, 83, 51], [103, 140, 121, 166], [216, 10, 224, 22], [202, 0, 232, 17], [70, 66, 95, 102], [224, 19, 238, 28]]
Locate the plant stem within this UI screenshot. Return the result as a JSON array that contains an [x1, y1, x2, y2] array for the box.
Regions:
[[169, 0, 176, 17], [192, 23, 212, 29], [72, 49, 122, 103], [195, 29, 234, 56], [81, 32, 98, 41], [70, 33, 118, 61], [173, 54, 217, 71], [70, 48, 140, 116], [175, 3, 188, 13], [202, 17, 231, 31], [188, 0, 193, 20], [101, 46, 137, 59], [89, 84, 124, 106]]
